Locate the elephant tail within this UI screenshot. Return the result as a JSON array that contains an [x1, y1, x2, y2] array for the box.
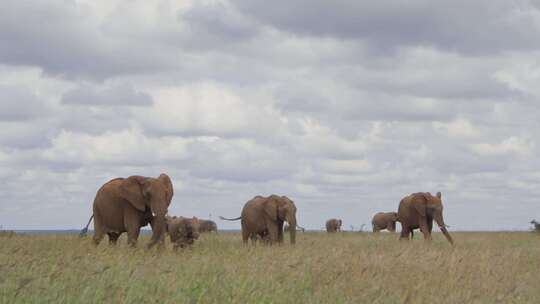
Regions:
[[218, 216, 241, 221], [79, 214, 94, 237]]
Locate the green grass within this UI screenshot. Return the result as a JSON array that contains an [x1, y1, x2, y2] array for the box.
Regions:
[[1, 232, 539, 303]]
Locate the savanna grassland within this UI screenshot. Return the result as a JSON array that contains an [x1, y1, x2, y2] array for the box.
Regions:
[[1, 232, 539, 304]]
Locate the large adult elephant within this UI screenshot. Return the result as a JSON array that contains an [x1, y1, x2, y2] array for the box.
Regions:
[[80, 174, 174, 248], [326, 218, 342, 233], [398, 192, 453, 245], [220, 195, 299, 245], [371, 212, 398, 232]]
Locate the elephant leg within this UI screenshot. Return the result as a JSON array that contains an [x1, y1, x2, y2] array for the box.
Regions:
[[419, 220, 432, 241], [92, 215, 106, 246], [400, 227, 411, 240], [250, 233, 258, 245], [241, 225, 250, 245], [108, 232, 120, 245], [267, 222, 279, 245], [277, 221, 284, 243], [126, 228, 141, 247], [125, 216, 142, 248], [427, 220, 433, 234]]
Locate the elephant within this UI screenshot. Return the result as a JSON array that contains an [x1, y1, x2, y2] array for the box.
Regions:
[[166, 216, 200, 250], [220, 195, 300, 245], [80, 174, 174, 248], [371, 212, 398, 232], [198, 219, 218, 233], [398, 192, 453, 245], [326, 218, 342, 233]]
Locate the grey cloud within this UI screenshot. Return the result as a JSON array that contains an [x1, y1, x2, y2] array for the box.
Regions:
[[0, 1, 177, 79], [185, 139, 296, 182], [61, 84, 153, 107], [0, 121, 55, 149], [180, 1, 258, 46], [0, 85, 51, 121], [233, 0, 540, 54]]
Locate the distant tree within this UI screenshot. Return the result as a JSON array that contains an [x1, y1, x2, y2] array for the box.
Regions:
[[358, 224, 366, 232], [530, 220, 540, 233], [0, 225, 15, 237]]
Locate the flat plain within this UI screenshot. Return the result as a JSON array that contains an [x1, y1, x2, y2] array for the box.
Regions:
[[1, 231, 539, 303]]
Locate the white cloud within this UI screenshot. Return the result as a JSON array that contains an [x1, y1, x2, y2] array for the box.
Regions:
[[433, 117, 479, 139], [138, 82, 286, 138], [470, 136, 534, 157]]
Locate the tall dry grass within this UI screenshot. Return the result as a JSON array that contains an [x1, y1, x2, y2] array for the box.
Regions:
[[1, 232, 539, 303]]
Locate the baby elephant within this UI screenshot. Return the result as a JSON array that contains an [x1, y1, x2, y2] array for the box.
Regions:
[[372, 212, 399, 232], [199, 219, 218, 233], [166, 216, 200, 250]]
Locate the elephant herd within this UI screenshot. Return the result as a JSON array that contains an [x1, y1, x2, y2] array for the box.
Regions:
[[81, 174, 454, 250]]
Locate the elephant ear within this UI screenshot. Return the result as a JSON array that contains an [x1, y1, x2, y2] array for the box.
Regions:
[[414, 193, 427, 217], [119, 176, 148, 212], [158, 173, 174, 207], [264, 196, 279, 221]]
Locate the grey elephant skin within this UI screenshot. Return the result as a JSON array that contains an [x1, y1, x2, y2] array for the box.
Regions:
[[198, 219, 218, 233], [371, 212, 398, 233], [81, 174, 173, 248], [326, 218, 342, 233], [166, 216, 200, 250], [220, 195, 298, 245], [398, 192, 453, 245]]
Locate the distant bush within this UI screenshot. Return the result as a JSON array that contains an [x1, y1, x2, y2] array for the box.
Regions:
[[0, 230, 16, 238]]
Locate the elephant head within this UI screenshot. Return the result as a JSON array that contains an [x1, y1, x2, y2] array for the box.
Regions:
[[388, 212, 398, 230], [413, 192, 453, 244], [266, 195, 297, 244], [166, 216, 200, 249], [119, 173, 173, 248]]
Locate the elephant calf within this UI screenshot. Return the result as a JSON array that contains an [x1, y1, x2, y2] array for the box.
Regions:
[[198, 219, 218, 233], [166, 216, 200, 250], [371, 212, 398, 233]]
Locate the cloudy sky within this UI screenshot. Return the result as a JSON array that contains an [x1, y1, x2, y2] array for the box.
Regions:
[[1, 0, 539, 231]]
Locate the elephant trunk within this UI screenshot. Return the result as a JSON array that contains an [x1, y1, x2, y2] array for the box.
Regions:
[[147, 211, 167, 249], [434, 212, 454, 245], [287, 216, 296, 245], [389, 221, 396, 232]]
